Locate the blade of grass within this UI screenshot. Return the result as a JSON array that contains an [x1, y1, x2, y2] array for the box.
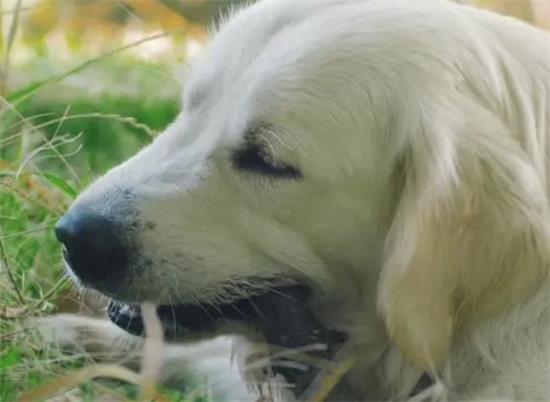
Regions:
[[16, 364, 142, 402], [2, 98, 155, 188], [1, 112, 158, 138], [46, 104, 82, 187], [303, 358, 355, 401], [0, 323, 38, 341], [1, 0, 22, 96], [6, 30, 183, 105], [0, 112, 57, 144], [26, 276, 70, 314], [40, 173, 78, 199], [0, 222, 57, 240], [1, 96, 84, 185], [1, 179, 66, 215], [0, 235, 25, 305], [139, 303, 164, 400], [15, 131, 82, 180]]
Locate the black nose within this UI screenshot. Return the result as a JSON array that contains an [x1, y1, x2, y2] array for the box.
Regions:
[[55, 207, 127, 288]]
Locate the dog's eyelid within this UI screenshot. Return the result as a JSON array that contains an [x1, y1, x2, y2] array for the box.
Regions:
[[231, 143, 302, 179], [243, 121, 275, 142]]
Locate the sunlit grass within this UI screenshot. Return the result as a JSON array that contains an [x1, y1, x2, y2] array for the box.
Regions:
[[0, 42, 185, 402], [0, 2, 203, 401], [0, 3, 190, 398]]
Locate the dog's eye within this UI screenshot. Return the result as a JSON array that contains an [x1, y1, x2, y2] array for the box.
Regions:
[[232, 144, 301, 179]]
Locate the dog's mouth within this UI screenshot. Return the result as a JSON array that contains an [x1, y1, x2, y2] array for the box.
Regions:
[[105, 276, 305, 339], [108, 285, 354, 398], [107, 289, 270, 339], [107, 284, 347, 347]]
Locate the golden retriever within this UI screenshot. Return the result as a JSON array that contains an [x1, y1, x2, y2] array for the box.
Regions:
[[45, 1, 550, 400]]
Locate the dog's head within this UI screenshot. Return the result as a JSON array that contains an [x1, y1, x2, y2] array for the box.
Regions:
[[58, 1, 395, 336], [56, 0, 550, 370]]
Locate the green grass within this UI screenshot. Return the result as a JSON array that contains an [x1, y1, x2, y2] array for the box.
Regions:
[[0, 56, 207, 401]]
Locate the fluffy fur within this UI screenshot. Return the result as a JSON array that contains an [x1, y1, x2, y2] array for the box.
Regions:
[[46, 0, 550, 400]]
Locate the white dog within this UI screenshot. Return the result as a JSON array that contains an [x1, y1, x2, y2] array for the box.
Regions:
[[47, 0, 550, 400]]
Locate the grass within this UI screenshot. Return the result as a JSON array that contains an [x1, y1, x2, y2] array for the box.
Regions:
[[0, 49, 209, 400]]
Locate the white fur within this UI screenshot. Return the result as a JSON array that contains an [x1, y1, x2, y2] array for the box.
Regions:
[[53, 0, 550, 400]]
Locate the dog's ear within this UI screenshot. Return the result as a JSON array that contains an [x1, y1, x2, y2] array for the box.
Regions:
[[378, 100, 550, 372]]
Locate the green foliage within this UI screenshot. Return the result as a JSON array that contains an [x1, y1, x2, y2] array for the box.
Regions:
[[0, 58, 183, 400], [41, 172, 78, 199], [2, 91, 178, 177]]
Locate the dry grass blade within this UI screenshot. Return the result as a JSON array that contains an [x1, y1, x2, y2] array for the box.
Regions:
[[0, 97, 84, 185], [301, 357, 355, 401], [139, 303, 164, 400], [16, 364, 142, 402], [0, 234, 26, 304], [0, 323, 38, 341], [14, 304, 170, 402], [6, 29, 184, 105], [1, 0, 22, 95], [25, 276, 70, 315], [1, 112, 159, 138], [0, 304, 27, 318]]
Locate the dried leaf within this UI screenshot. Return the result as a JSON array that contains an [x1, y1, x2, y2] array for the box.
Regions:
[[0, 305, 27, 318], [17, 364, 141, 402]]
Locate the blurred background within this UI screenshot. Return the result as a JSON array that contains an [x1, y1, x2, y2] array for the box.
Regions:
[[0, 1, 548, 401]]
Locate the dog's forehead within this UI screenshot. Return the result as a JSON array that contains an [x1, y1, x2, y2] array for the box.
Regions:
[[182, 1, 351, 145], [187, 0, 340, 90]]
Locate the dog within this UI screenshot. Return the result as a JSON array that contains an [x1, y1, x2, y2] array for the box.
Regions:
[[45, 0, 550, 400]]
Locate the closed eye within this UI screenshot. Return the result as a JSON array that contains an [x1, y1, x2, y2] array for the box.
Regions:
[[232, 143, 302, 179]]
